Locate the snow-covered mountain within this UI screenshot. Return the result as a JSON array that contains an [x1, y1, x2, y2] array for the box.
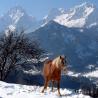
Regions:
[[43, 2, 98, 28], [0, 2, 98, 33], [0, 6, 38, 32]]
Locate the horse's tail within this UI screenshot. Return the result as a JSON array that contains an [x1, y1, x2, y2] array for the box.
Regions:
[[41, 59, 52, 77]]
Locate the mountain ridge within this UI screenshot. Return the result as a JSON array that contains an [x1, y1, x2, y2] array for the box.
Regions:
[[0, 2, 98, 32]]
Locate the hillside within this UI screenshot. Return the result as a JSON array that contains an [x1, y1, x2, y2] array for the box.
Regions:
[[0, 81, 91, 98]]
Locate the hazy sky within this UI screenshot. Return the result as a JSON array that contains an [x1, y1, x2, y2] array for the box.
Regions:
[[0, 0, 97, 20]]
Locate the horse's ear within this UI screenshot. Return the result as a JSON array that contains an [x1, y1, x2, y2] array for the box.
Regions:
[[60, 55, 65, 59], [60, 56, 62, 59]]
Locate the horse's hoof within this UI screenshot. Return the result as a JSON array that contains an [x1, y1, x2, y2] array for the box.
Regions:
[[41, 91, 43, 93], [58, 93, 61, 96], [51, 89, 54, 92], [41, 90, 44, 93], [52, 90, 54, 92]]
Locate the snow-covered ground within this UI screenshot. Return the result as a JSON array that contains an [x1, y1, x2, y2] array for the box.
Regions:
[[0, 81, 91, 98]]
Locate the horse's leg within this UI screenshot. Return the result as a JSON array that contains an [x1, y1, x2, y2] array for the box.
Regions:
[[51, 80, 54, 92], [42, 78, 49, 93], [57, 80, 61, 96]]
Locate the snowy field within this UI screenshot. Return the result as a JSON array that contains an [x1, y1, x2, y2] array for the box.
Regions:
[[0, 81, 91, 98]]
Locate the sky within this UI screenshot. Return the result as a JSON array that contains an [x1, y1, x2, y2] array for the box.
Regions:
[[0, 0, 98, 20]]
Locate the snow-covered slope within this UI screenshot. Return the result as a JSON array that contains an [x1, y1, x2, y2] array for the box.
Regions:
[[0, 81, 91, 98], [43, 2, 98, 28]]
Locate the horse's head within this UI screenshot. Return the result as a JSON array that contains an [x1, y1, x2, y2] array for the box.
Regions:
[[59, 55, 67, 70], [52, 55, 68, 70]]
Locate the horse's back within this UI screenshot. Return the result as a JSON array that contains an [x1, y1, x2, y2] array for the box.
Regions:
[[44, 59, 52, 64]]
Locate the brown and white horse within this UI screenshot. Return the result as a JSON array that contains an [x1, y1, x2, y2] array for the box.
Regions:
[[41, 55, 67, 96]]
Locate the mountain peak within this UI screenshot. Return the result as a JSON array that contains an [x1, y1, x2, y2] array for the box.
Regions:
[[0, 2, 97, 32], [74, 2, 94, 9], [43, 8, 65, 21], [43, 2, 96, 28], [5, 6, 28, 25], [7, 6, 25, 14], [0, 6, 38, 32]]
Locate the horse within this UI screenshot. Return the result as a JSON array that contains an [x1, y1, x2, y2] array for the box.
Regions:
[[41, 55, 67, 96]]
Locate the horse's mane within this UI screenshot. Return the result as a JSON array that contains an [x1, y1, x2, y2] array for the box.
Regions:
[[52, 56, 61, 68]]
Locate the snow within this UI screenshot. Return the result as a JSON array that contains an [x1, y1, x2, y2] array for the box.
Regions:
[[0, 2, 97, 32], [45, 2, 96, 28], [83, 70, 98, 78], [8, 25, 16, 31], [9, 9, 24, 24], [88, 22, 97, 28], [84, 6, 94, 17], [67, 71, 81, 77], [0, 6, 38, 32], [0, 81, 91, 98], [66, 65, 98, 79], [80, 29, 84, 32], [53, 7, 87, 28], [66, 67, 98, 86], [23, 69, 41, 75]]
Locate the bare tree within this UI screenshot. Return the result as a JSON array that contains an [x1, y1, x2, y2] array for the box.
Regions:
[[0, 30, 44, 81]]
